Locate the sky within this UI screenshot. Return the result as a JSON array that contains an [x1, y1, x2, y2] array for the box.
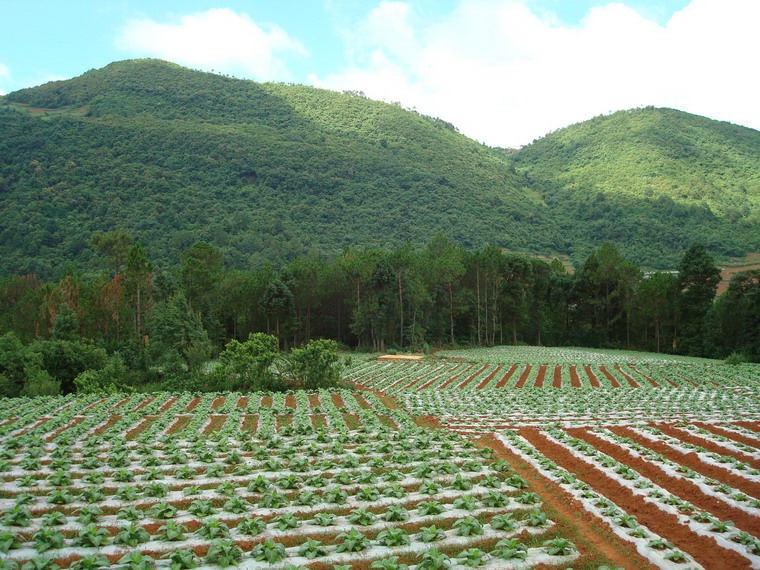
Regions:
[[1, 0, 758, 148]]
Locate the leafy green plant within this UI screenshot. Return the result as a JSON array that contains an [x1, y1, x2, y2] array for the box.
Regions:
[[453, 515, 484, 536], [114, 523, 150, 546], [491, 538, 528, 560], [251, 537, 287, 563], [162, 547, 200, 569], [298, 537, 328, 559], [335, 528, 370, 552], [32, 528, 66, 553], [543, 537, 576, 555], [157, 520, 189, 541]]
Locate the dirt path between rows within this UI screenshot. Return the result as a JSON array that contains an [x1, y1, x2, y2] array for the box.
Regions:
[[569, 365, 582, 387], [533, 364, 547, 387], [493, 364, 518, 388], [473, 364, 503, 389], [514, 364, 533, 388], [477, 433, 657, 570], [692, 422, 760, 452], [567, 427, 760, 535], [610, 426, 760, 497], [655, 423, 760, 469], [584, 365, 601, 387], [517, 427, 753, 569], [598, 366, 622, 388]]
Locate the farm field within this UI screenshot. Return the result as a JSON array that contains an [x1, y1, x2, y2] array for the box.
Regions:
[[0, 346, 758, 568]]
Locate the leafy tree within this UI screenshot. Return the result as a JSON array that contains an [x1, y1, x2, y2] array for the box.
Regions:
[[215, 332, 279, 391], [51, 303, 79, 341], [283, 338, 342, 390], [147, 293, 211, 374], [678, 243, 720, 354], [90, 230, 133, 273]]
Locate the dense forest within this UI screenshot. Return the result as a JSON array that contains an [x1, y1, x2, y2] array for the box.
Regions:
[[1, 59, 758, 278], [1, 235, 758, 398]]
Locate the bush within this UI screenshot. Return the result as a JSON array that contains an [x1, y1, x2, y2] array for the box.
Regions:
[[725, 351, 748, 365], [285, 339, 343, 390], [21, 367, 61, 397]]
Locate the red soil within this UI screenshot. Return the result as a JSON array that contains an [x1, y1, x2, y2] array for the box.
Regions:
[[513, 364, 533, 389], [352, 393, 373, 409], [567, 427, 760, 535], [584, 365, 601, 387], [597, 366, 622, 388], [732, 421, 760, 434], [446, 364, 487, 390], [677, 423, 760, 466], [111, 397, 132, 410], [158, 397, 177, 412], [628, 365, 659, 387], [83, 397, 107, 411], [533, 364, 547, 388], [236, 396, 249, 408], [310, 414, 327, 429], [552, 365, 562, 388], [478, 432, 658, 570], [166, 415, 193, 435], [210, 396, 225, 410], [569, 365, 582, 388], [610, 426, 760, 497], [125, 417, 158, 440], [260, 395, 273, 408], [202, 415, 227, 434], [494, 364, 519, 388], [474, 364, 503, 389], [518, 427, 754, 569], [417, 363, 471, 391], [240, 414, 258, 434], [459, 364, 496, 389], [184, 397, 201, 411], [131, 397, 155, 413], [284, 395, 297, 409], [330, 393, 346, 408], [387, 364, 427, 390], [613, 365, 639, 388], [307, 393, 322, 409], [92, 415, 123, 436]]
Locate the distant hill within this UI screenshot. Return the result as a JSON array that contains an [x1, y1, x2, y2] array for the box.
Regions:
[[0, 60, 757, 277], [507, 107, 760, 265]]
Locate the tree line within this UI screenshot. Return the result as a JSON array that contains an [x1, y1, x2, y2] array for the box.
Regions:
[[1, 231, 758, 397]]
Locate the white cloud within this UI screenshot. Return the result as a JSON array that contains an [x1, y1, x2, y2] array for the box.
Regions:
[[116, 8, 307, 81], [313, 0, 760, 147]]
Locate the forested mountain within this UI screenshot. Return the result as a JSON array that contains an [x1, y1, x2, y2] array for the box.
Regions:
[[0, 59, 758, 278]]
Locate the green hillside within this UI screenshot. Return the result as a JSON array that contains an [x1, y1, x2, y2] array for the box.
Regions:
[[509, 107, 760, 264], [0, 60, 758, 277]]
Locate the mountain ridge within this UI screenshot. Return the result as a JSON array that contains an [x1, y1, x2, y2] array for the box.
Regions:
[[0, 59, 757, 277]]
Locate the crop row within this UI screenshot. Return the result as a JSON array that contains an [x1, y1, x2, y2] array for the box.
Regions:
[[0, 415, 586, 569], [491, 425, 760, 568], [346, 360, 759, 394]]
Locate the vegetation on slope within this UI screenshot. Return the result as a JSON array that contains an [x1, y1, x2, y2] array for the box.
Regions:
[[0, 60, 758, 277]]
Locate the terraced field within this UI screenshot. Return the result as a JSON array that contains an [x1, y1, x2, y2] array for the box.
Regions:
[[0, 346, 758, 568]]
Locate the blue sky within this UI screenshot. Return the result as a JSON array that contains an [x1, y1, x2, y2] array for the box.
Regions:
[[1, 0, 757, 147]]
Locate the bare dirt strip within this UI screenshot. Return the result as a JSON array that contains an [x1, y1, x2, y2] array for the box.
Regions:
[[533, 364, 548, 388], [453, 364, 489, 389], [692, 422, 760, 452], [613, 365, 641, 387], [493, 364, 518, 388], [597, 366, 622, 388], [569, 365, 582, 387], [584, 365, 601, 387], [734, 421, 760, 434], [418, 363, 473, 391], [400, 364, 445, 390], [513, 364, 533, 388], [566, 427, 760, 535], [477, 433, 658, 570], [628, 365, 660, 387], [654, 423, 760, 468], [552, 365, 562, 388], [517, 427, 754, 569], [388, 363, 430, 390], [609, 426, 760, 497], [473, 363, 503, 389]]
